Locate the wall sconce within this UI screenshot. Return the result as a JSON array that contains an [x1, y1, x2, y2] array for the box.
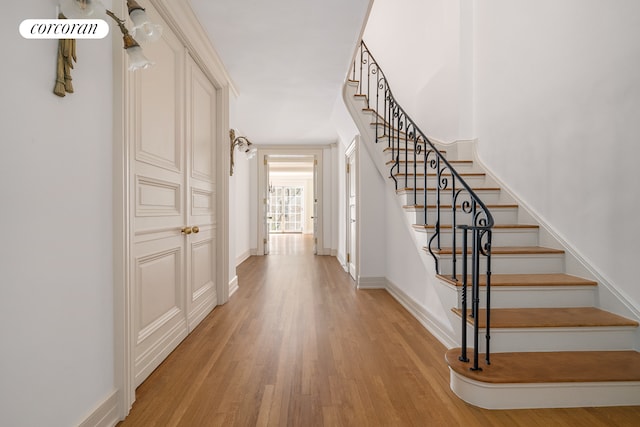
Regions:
[[55, 0, 162, 96], [229, 129, 257, 176]]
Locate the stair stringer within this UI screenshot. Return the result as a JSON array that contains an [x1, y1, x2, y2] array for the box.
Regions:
[[342, 80, 469, 351]]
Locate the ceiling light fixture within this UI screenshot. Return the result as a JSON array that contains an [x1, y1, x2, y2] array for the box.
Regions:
[[229, 129, 257, 176]]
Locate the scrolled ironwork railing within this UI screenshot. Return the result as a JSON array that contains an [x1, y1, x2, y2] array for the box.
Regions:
[[349, 40, 494, 371]]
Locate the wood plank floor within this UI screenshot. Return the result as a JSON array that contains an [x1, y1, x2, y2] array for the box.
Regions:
[[118, 235, 640, 426]]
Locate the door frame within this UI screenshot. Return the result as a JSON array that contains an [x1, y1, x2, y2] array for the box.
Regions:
[[345, 137, 360, 281], [112, 0, 233, 418], [257, 147, 325, 255]]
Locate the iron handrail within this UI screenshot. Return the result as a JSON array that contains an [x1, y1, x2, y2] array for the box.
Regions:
[[349, 40, 494, 370]]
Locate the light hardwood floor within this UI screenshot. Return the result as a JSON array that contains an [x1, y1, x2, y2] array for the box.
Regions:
[[118, 234, 640, 426]]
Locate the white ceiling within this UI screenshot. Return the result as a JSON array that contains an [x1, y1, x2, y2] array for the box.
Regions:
[[190, 0, 371, 145]]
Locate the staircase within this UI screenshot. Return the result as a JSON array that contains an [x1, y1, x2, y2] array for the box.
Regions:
[[343, 41, 640, 409]]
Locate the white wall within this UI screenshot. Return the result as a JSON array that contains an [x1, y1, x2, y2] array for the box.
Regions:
[[0, 2, 114, 426], [357, 142, 387, 280], [330, 93, 360, 267], [475, 0, 640, 310], [362, 0, 640, 313], [230, 95, 253, 266], [383, 185, 453, 332], [363, 0, 467, 142], [322, 146, 335, 254]]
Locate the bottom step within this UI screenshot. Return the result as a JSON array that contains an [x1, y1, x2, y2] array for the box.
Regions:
[[445, 349, 640, 409]]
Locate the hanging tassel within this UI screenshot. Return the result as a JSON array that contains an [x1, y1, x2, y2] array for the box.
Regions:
[[63, 38, 76, 93], [53, 13, 77, 97], [53, 39, 66, 97]]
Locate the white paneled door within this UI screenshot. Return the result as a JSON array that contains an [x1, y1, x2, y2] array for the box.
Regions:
[[185, 55, 218, 331], [131, 3, 217, 387]]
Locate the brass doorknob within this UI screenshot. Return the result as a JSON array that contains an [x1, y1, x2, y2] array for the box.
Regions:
[[181, 226, 192, 235], [192, 226, 200, 234]]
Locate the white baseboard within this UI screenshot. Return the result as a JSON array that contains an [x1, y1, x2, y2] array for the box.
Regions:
[[385, 279, 458, 349], [357, 276, 387, 289], [236, 250, 251, 266], [78, 390, 119, 427], [336, 253, 348, 272], [229, 275, 239, 298], [356, 276, 456, 347]]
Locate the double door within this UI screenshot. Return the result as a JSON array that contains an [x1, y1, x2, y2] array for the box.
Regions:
[[130, 6, 218, 386]]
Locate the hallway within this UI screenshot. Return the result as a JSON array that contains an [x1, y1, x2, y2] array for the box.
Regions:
[[119, 236, 640, 426]]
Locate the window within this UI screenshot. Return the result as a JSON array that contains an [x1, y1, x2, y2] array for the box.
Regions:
[[268, 186, 303, 233]]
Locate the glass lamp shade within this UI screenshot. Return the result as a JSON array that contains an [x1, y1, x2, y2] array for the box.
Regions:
[[60, 0, 106, 19], [245, 147, 258, 160], [126, 45, 154, 71], [129, 9, 163, 43]]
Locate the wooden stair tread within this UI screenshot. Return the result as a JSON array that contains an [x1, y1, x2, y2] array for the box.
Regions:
[[413, 224, 537, 230], [445, 349, 640, 384], [452, 307, 639, 328], [437, 273, 597, 287], [432, 246, 564, 255]]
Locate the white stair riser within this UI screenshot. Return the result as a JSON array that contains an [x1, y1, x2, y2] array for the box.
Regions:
[[392, 175, 492, 188], [406, 207, 519, 225], [448, 286, 596, 309], [384, 156, 453, 166], [466, 326, 637, 353], [435, 253, 565, 275], [414, 228, 539, 247], [449, 372, 640, 409], [391, 162, 479, 174], [438, 280, 597, 309], [475, 286, 596, 309], [398, 190, 505, 205]]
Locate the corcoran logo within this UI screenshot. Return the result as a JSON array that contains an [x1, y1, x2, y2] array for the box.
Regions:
[[19, 19, 109, 39]]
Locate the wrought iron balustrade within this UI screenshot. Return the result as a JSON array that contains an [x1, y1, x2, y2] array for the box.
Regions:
[[349, 40, 495, 370]]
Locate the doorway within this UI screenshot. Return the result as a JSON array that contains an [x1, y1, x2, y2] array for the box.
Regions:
[[345, 139, 358, 281], [257, 149, 324, 256]]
